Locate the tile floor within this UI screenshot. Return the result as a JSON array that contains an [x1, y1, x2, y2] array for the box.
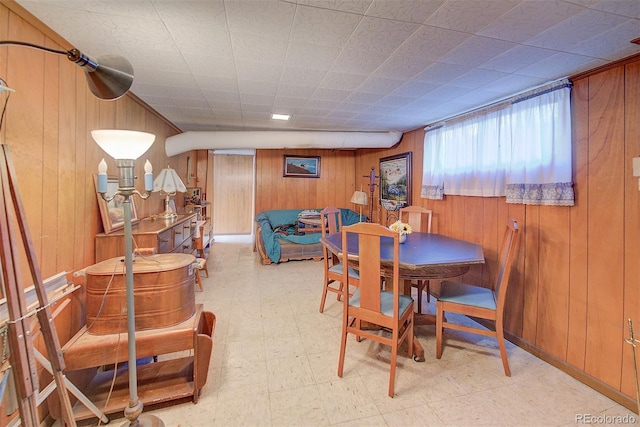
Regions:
[[106, 235, 637, 426]]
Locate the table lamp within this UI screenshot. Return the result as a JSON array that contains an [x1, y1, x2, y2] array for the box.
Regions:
[[350, 188, 368, 222], [94, 129, 164, 427], [153, 166, 187, 220]]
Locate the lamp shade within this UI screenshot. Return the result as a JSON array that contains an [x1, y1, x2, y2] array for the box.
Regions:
[[92, 129, 155, 160], [153, 167, 187, 194], [68, 50, 134, 100], [350, 191, 368, 206]]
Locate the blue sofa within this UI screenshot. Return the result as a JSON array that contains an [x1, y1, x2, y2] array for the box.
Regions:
[[255, 208, 361, 265]]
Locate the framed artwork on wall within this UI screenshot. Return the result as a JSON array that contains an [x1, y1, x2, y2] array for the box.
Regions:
[[283, 155, 321, 178], [94, 175, 140, 234], [379, 152, 412, 210]]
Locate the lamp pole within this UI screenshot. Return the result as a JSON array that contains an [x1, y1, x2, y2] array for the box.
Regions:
[[95, 131, 163, 427]]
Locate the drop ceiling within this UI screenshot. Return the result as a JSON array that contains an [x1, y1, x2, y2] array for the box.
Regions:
[[15, 0, 640, 134]]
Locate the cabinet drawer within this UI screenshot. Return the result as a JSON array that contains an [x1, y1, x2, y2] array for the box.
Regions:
[[158, 229, 173, 253], [176, 237, 193, 254]]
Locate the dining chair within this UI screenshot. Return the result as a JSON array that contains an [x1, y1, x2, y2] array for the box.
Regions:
[[434, 219, 520, 376], [338, 222, 414, 398], [319, 207, 359, 313], [399, 206, 433, 313]]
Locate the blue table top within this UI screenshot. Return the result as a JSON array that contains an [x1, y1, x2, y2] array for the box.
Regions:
[[321, 231, 485, 279]]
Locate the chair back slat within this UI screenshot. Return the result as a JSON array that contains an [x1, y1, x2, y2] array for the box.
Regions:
[[321, 207, 342, 236], [399, 206, 432, 233], [494, 219, 520, 312], [342, 222, 399, 316]]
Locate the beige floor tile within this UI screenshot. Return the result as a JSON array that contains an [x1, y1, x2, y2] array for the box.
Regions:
[[267, 354, 316, 392], [382, 404, 445, 426], [269, 385, 330, 426], [99, 235, 637, 427], [316, 376, 381, 425]]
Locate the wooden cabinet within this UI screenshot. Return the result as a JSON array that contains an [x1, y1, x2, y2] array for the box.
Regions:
[[95, 214, 198, 262]]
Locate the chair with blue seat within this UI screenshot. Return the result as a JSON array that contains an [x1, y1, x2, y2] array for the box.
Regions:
[[337, 222, 414, 398], [434, 219, 520, 376], [398, 205, 433, 313], [319, 207, 359, 313]]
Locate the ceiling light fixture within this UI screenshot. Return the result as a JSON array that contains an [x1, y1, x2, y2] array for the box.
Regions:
[[271, 113, 291, 121]]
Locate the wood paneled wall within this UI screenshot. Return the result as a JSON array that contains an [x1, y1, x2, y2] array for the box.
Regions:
[[350, 57, 640, 410], [0, 2, 194, 282], [255, 149, 356, 215]]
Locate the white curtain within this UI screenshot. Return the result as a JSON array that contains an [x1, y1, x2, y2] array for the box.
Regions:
[[421, 81, 574, 206]]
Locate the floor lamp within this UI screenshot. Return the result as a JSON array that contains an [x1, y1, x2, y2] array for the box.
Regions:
[[350, 188, 368, 222], [94, 129, 164, 427]]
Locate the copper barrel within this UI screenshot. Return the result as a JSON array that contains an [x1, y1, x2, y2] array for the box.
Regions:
[[85, 253, 196, 335]]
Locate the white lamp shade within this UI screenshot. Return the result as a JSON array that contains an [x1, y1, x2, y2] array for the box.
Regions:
[[153, 167, 187, 194], [92, 129, 155, 160], [350, 191, 368, 206]]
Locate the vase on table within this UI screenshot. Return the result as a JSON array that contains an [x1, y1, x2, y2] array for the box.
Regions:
[[399, 233, 407, 244]]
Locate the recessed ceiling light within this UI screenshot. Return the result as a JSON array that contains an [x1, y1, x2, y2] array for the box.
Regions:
[[271, 113, 291, 121]]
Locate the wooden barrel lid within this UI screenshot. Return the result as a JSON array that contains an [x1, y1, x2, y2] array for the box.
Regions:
[[86, 253, 196, 275]]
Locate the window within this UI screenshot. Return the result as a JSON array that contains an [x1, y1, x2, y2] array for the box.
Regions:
[[421, 80, 574, 206]]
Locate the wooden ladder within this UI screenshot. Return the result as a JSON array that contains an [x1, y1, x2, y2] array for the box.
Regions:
[[0, 144, 76, 426]]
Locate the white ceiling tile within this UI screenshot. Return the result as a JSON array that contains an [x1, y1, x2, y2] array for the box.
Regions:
[[280, 67, 328, 87], [569, 21, 640, 60], [393, 25, 471, 61], [186, 55, 236, 78], [297, 0, 373, 14], [374, 56, 432, 80], [230, 32, 288, 65], [15, 0, 639, 133], [332, 48, 388, 74], [439, 36, 518, 67], [390, 80, 439, 98], [319, 72, 367, 91], [310, 88, 352, 102], [276, 84, 317, 98], [194, 75, 239, 92], [479, 0, 585, 43], [413, 63, 472, 83], [589, 0, 640, 18], [478, 45, 556, 73], [357, 76, 404, 94], [168, 24, 233, 57], [235, 60, 283, 82], [424, 0, 521, 32], [517, 52, 608, 79], [237, 79, 278, 96], [153, 0, 226, 27], [285, 42, 342, 70], [365, 0, 442, 23], [447, 69, 511, 89], [525, 8, 630, 51], [225, 0, 296, 39], [290, 5, 362, 47], [345, 16, 420, 55]]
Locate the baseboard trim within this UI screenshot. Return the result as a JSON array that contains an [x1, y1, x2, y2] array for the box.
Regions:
[[473, 319, 638, 413]]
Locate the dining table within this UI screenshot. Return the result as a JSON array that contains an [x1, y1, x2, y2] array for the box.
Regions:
[[320, 231, 485, 362]]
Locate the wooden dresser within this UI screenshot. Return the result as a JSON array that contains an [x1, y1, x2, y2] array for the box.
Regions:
[[95, 214, 198, 262]]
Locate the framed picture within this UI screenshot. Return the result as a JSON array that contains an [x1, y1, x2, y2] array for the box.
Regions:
[[379, 152, 412, 210], [185, 187, 202, 206], [94, 175, 140, 234], [283, 155, 321, 178]]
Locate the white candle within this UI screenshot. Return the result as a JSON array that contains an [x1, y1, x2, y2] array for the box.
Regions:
[[144, 159, 153, 191], [97, 158, 108, 193]]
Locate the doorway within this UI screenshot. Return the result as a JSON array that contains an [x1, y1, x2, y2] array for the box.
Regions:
[[213, 152, 255, 234]]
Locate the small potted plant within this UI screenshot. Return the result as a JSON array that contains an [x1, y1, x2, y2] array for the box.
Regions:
[[389, 220, 412, 243]]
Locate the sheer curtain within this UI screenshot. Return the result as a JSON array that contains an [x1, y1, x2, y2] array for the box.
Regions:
[[421, 80, 574, 206]]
